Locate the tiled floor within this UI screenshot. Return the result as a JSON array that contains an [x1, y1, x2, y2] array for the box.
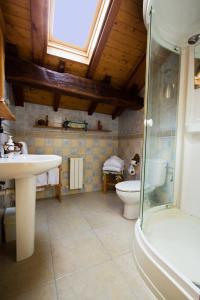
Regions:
[[0, 191, 156, 300]]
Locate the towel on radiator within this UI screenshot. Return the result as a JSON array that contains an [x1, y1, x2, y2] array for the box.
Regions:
[[48, 168, 59, 185], [36, 173, 48, 187]]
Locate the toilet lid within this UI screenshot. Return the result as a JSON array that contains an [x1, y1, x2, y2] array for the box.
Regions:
[[115, 180, 140, 192]]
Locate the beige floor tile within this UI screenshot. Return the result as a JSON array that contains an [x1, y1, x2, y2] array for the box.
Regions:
[[35, 207, 51, 254], [0, 192, 156, 300], [0, 251, 54, 298], [35, 210, 49, 237], [56, 261, 137, 300], [82, 209, 131, 230], [47, 203, 80, 220], [36, 198, 55, 210], [76, 192, 123, 215], [6, 282, 57, 300], [94, 221, 134, 257], [48, 215, 91, 240], [52, 237, 110, 278], [35, 230, 51, 254], [0, 241, 16, 279], [50, 230, 96, 256], [113, 253, 156, 300]]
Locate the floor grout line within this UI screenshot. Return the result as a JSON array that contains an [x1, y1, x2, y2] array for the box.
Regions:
[[1, 193, 154, 299], [46, 204, 61, 300]]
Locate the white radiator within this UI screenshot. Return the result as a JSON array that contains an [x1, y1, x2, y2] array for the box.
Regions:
[[69, 157, 83, 190]]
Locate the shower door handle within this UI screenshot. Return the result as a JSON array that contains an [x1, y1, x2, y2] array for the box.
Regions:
[[144, 119, 153, 127]]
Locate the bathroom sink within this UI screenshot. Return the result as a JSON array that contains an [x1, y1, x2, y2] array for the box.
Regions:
[[0, 154, 62, 179], [0, 154, 62, 262]]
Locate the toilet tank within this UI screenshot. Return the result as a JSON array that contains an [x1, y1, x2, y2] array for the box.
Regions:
[[146, 159, 167, 187]]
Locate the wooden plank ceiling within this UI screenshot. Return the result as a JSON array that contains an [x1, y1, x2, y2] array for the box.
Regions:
[[0, 0, 147, 117]]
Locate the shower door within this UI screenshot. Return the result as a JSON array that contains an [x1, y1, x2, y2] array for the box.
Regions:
[[140, 10, 180, 227]]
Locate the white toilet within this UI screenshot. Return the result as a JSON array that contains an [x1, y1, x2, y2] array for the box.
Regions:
[[115, 159, 167, 220], [115, 180, 140, 219]]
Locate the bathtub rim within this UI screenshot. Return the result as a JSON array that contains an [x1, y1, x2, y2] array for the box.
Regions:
[[133, 218, 200, 300]]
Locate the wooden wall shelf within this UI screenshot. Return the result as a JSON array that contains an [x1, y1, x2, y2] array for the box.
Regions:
[[33, 125, 111, 133], [0, 98, 16, 121]]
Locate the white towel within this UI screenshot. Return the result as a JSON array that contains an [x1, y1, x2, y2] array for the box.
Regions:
[[36, 173, 48, 187], [103, 166, 123, 173], [48, 168, 59, 185], [19, 141, 28, 154], [103, 156, 124, 171]]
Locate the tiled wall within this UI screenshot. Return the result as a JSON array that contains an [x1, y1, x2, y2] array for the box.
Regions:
[[15, 103, 118, 198], [118, 109, 144, 180], [0, 83, 15, 243], [0, 82, 15, 190]]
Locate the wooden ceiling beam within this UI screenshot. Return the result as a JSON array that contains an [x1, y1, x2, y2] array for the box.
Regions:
[[53, 60, 66, 112], [53, 93, 61, 112], [126, 52, 146, 91], [88, 102, 98, 115], [30, 0, 48, 65], [5, 44, 24, 107], [6, 56, 144, 110], [86, 0, 123, 79], [87, 76, 111, 115], [5, 43, 18, 57], [102, 75, 112, 85], [112, 106, 124, 119], [0, 7, 5, 36], [12, 84, 24, 106]]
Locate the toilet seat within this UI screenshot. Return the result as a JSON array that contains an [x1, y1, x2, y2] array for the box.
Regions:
[[115, 180, 140, 192]]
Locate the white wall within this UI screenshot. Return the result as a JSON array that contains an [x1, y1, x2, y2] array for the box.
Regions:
[[180, 47, 200, 217]]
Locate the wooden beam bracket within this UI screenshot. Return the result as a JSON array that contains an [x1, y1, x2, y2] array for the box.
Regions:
[[53, 60, 66, 111], [6, 56, 143, 110], [88, 102, 98, 115], [112, 106, 124, 119], [12, 84, 24, 107]]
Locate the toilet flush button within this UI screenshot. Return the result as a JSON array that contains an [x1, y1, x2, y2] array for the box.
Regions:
[[144, 119, 153, 127]]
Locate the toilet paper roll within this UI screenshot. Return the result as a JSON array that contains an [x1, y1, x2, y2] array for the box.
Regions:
[[131, 160, 138, 167], [128, 165, 135, 176]]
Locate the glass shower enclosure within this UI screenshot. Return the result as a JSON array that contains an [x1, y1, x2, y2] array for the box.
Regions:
[[140, 9, 180, 227]]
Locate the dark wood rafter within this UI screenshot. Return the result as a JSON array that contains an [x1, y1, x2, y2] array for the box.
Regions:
[[88, 75, 112, 115], [5, 43, 25, 107], [102, 75, 112, 85], [5, 43, 18, 57], [53, 93, 61, 112], [88, 102, 98, 115], [0, 6, 5, 36], [30, 0, 48, 65], [86, 0, 123, 78], [53, 60, 66, 112], [112, 106, 124, 119], [6, 56, 144, 110], [126, 52, 146, 91], [12, 84, 24, 106]]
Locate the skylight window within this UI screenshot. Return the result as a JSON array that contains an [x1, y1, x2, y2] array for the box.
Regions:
[[53, 0, 99, 49], [48, 0, 111, 64]]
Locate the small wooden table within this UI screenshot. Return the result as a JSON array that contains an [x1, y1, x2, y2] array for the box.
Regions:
[[102, 171, 124, 193]]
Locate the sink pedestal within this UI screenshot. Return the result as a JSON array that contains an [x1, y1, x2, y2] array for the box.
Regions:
[[0, 154, 62, 261], [15, 176, 36, 262]]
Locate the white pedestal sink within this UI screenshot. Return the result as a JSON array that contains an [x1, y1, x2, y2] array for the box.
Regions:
[[0, 154, 62, 261]]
